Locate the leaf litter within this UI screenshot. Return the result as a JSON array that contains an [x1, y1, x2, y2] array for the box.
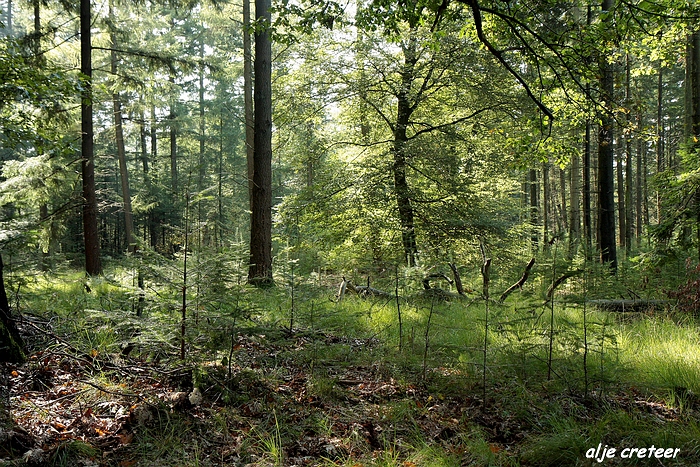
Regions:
[[1, 322, 694, 466]]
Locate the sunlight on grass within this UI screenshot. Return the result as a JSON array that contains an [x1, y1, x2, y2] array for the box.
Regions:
[[13, 263, 700, 467], [618, 317, 700, 392]]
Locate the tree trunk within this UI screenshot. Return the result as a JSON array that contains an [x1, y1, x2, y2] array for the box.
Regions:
[[356, 30, 370, 143], [393, 37, 419, 267], [243, 0, 255, 214], [110, 3, 135, 254], [149, 106, 159, 248], [198, 34, 206, 247], [5, 0, 11, 36], [559, 165, 568, 232], [569, 149, 581, 258], [542, 162, 550, 249], [636, 115, 643, 244], [248, 0, 273, 285], [170, 75, 178, 199], [642, 138, 650, 228], [0, 254, 24, 363], [616, 148, 626, 250], [139, 110, 149, 174], [81, 0, 102, 275], [624, 54, 633, 253], [583, 8, 594, 259], [597, 0, 617, 271], [656, 62, 664, 223], [529, 168, 539, 249], [686, 31, 700, 261], [217, 111, 224, 251]]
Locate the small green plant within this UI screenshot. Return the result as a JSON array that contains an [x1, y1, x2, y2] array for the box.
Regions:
[[257, 410, 284, 467], [50, 441, 99, 467]]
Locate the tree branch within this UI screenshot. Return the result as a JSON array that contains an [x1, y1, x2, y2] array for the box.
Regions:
[[460, 0, 554, 121], [498, 258, 535, 303]]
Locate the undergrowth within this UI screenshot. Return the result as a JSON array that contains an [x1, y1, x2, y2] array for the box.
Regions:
[[2, 257, 700, 466]]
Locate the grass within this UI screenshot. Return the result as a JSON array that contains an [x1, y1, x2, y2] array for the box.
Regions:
[[4, 260, 700, 466]]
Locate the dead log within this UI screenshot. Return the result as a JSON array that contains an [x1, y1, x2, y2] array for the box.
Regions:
[[545, 269, 583, 301], [355, 285, 393, 298], [419, 287, 461, 301], [422, 272, 453, 290], [498, 258, 535, 303], [337, 278, 392, 300], [587, 299, 671, 312]]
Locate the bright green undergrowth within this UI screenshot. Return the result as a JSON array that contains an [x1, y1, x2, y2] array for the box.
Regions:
[[9, 260, 700, 466]]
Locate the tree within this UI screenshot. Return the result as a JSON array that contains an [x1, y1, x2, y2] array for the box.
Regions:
[[248, 0, 273, 285], [109, 0, 135, 254], [0, 254, 24, 363], [81, 0, 102, 274], [597, 0, 617, 272], [243, 0, 254, 212]]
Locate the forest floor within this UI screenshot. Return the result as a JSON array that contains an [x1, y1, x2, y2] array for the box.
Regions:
[[1, 321, 698, 466], [2, 271, 700, 466]]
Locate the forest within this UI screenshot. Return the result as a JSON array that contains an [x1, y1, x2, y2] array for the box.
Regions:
[[2, 0, 700, 465]]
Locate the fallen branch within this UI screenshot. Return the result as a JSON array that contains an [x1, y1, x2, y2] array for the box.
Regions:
[[499, 258, 535, 303], [422, 272, 453, 290], [448, 263, 466, 295], [355, 285, 393, 298], [337, 278, 392, 300], [545, 269, 583, 301], [587, 299, 671, 312], [78, 379, 144, 400]]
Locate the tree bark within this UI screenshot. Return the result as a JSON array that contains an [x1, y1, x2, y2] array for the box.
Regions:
[[243, 0, 254, 212], [542, 162, 550, 249], [449, 263, 465, 295], [248, 0, 273, 285], [6, 0, 11, 36], [529, 168, 539, 249], [559, 165, 568, 232], [170, 75, 178, 199], [616, 147, 626, 250], [636, 116, 643, 244], [583, 6, 594, 260], [110, 2, 135, 254], [597, 0, 617, 271], [393, 36, 419, 267], [624, 54, 633, 253], [149, 106, 159, 248], [81, 0, 102, 275], [0, 254, 25, 363], [656, 61, 664, 223], [569, 149, 581, 258], [686, 31, 700, 261]]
